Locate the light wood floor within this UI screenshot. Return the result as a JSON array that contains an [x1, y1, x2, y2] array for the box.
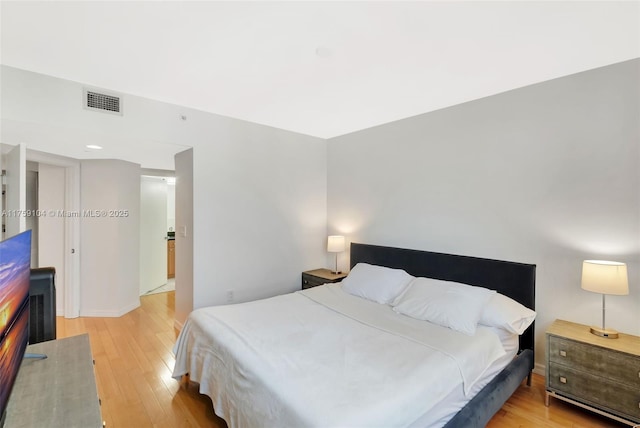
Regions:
[[56, 292, 628, 428]]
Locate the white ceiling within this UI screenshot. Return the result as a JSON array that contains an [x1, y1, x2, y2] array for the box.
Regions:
[[1, 1, 639, 166]]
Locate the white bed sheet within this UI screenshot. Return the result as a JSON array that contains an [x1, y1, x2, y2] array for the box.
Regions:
[[173, 283, 508, 428], [409, 327, 518, 427]]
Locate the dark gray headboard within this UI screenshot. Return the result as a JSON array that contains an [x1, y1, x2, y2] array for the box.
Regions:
[[350, 243, 536, 355]]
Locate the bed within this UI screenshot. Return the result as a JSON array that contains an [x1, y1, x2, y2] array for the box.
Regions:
[[173, 243, 536, 427]]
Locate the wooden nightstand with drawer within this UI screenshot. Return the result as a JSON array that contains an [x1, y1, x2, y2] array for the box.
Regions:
[[302, 269, 347, 290], [546, 319, 640, 426]]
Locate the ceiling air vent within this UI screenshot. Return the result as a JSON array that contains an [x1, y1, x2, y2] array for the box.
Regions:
[[83, 88, 123, 115]]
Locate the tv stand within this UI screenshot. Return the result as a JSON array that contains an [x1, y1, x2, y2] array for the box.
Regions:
[[4, 334, 102, 427]]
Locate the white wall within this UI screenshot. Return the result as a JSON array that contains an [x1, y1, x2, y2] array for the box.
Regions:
[[2, 67, 329, 325], [38, 163, 66, 315], [192, 123, 327, 310], [174, 149, 193, 330], [140, 175, 168, 295], [327, 59, 640, 368], [4, 143, 26, 237], [80, 159, 141, 316]]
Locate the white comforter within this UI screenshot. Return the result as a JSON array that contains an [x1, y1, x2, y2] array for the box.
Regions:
[[172, 284, 505, 428]]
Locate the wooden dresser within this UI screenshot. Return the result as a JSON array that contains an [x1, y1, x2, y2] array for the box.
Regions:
[[6, 334, 103, 427], [546, 319, 640, 426]]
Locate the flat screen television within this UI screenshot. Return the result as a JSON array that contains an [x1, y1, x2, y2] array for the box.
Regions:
[[0, 230, 31, 427]]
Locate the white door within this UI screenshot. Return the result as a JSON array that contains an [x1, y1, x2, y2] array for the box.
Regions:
[[4, 143, 27, 238], [139, 176, 168, 295], [27, 151, 80, 318], [38, 163, 67, 316]]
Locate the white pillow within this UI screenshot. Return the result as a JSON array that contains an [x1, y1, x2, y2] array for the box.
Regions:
[[341, 263, 414, 304], [392, 277, 495, 335], [479, 293, 536, 335]]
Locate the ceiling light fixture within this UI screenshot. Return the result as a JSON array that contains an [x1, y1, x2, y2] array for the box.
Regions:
[[85, 144, 103, 150]]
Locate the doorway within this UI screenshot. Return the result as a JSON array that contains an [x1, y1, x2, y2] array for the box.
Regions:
[[139, 175, 176, 296], [28, 150, 81, 319]]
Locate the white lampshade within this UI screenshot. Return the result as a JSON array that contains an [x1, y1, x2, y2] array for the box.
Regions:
[[327, 235, 345, 253], [581, 260, 629, 295]]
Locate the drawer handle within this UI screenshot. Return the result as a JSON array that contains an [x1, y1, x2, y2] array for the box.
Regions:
[[559, 376, 567, 384], [559, 350, 567, 357]]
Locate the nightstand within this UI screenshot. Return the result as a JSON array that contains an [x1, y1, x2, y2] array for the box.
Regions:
[[302, 269, 348, 290], [545, 319, 640, 426]]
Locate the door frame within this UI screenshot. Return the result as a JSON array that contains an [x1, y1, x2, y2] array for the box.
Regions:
[[28, 149, 81, 318]]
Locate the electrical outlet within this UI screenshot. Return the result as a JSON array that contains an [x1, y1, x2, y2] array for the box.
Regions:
[[226, 289, 234, 303]]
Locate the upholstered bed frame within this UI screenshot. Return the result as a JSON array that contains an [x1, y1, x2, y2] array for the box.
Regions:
[[350, 243, 536, 428]]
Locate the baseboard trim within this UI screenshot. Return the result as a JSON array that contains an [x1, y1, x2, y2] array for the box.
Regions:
[[533, 362, 546, 377], [80, 300, 141, 318], [174, 319, 184, 332]]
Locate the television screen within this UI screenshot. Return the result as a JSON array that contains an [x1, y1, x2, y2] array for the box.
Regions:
[[0, 230, 32, 424]]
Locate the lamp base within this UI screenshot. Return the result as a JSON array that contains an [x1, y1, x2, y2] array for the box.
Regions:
[[589, 326, 620, 339], [331, 270, 342, 275]]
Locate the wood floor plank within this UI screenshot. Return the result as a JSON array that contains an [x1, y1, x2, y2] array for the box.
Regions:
[[94, 355, 121, 401], [56, 291, 631, 427]]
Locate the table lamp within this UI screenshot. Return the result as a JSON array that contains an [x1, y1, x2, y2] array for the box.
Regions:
[[581, 260, 629, 339], [327, 235, 345, 274]]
